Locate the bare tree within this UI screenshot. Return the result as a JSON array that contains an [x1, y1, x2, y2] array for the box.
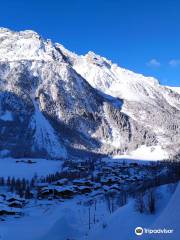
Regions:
[[147, 189, 156, 214], [135, 192, 145, 213]]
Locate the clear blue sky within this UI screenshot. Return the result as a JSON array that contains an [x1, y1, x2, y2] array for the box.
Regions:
[[0, 0, 179, 86]]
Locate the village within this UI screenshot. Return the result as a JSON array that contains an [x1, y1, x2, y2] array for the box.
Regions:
[[0, 157, 179, 220]]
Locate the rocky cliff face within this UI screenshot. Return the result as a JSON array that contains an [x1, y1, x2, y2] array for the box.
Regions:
[[0, 28, 179, 159]]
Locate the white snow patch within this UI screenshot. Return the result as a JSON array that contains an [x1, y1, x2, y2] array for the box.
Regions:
[[113, 145, 169, 161], [0, 111, 13, 121], [30, 99, 67, 159]]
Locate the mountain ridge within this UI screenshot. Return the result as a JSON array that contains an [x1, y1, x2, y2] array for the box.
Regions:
[[0, 28, 179, 159]]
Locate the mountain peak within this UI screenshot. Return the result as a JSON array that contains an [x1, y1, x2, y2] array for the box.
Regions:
[[0, 28, 63, 62], [0, 27, 39, 37], [84, 51, 112, 67]]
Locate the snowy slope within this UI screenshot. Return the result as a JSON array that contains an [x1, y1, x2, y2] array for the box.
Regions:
[[150, 183, 180, 240], [88, 183, 179, 240], [72, 51, 159, 102], [30, 99, 67, 159], [18, 183, 177, 240], [58, 45, 180, 157]]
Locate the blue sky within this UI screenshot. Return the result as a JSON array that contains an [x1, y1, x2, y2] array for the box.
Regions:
[[0, 0, 179, 86]]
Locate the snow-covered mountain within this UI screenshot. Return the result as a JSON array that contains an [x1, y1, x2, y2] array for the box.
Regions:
[[0, 28, 179, 159], [168, 87, 180, 95]]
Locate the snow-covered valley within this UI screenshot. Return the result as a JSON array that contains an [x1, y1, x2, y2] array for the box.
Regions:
[[0, 153, 179, 240], [0, 27, 179, 240]]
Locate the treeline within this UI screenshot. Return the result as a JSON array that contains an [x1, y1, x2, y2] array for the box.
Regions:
[[0, 176, 35, 199]]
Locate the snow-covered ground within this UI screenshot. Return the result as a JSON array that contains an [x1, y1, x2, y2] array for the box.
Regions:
[[0, 196, 109, 240], [0, 146, 177, 240], [151, 184, 180, 240], [88, 183, 180, 240], [0, 183, 179, 240], [0, 158, 63, 180], [111, 145, 169, 163]]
